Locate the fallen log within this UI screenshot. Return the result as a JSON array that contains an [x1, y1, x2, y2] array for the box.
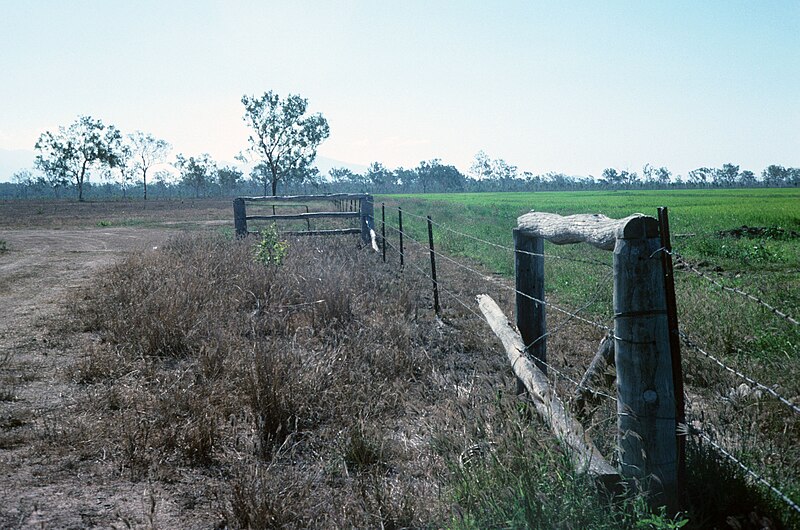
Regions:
[[477, 294, 619, 482]]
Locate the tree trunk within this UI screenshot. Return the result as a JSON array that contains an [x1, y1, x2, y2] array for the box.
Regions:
[[77, 161, 88, 201], [270, 164, 279, 196], [143, 168, 148, 200]]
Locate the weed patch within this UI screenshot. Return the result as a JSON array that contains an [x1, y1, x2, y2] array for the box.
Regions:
[[253, 223, 288, 266]]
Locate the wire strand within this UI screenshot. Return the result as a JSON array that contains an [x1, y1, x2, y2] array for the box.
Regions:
[[680, 332, 800, 415], [673, 252, 798, 326], [386, 223, 614, 334], [694, 429, 800, 515], [393, 206, 613, 269], [383, 237, 486, 321]]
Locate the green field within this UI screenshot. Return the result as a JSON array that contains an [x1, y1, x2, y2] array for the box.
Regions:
[[383, 188, 799, 335], [382, 188, 799, 523], [386, 188, 800, 266]]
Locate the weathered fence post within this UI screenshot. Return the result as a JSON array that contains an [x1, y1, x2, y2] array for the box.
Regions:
[[427, 215, 441, 315], [514, 228, 546, 376], [513, 211, 681, 508], [233, 197, 247, 238], [359, 195, 374, 245], [613, 216, 678, 511]]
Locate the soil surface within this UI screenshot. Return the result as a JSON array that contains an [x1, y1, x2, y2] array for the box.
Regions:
[[0, 227, 217, 529]]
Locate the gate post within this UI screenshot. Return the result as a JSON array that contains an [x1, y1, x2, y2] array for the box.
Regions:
[[613, 216, 678, 511], [359, 195, 374, 245], [233, 198, 247, 238], [514, 229, 546, 376]]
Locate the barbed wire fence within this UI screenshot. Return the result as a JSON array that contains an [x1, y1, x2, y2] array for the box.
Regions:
[[373, 201, 799, 519]]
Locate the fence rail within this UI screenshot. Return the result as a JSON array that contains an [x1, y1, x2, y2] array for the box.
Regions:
[[246, 211, 360, 222], [233, 193, 374, 243]]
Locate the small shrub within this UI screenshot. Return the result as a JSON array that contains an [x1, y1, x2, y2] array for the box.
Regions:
[[254, 224, 288, 266], [0, 239, 7, 252]]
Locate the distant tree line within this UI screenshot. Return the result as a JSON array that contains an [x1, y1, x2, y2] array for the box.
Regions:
[[2, 93, 798, 200], [4, 156, 797, 201]]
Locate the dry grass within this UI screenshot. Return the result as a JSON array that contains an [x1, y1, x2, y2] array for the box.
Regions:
[[58, 231, 505, 527], [0, 198, 234, 229]]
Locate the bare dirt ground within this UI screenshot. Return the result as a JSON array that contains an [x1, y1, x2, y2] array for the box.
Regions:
[[0, 227, 222, 529]]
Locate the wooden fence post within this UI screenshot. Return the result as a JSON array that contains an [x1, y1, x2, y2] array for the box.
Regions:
[[514, 228, 546, 375], [233, 198, 247, 238], [613, 216, 678, 511], [359, 195, 374, 245]]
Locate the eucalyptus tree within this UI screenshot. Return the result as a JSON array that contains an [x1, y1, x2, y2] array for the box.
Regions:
[[713, 163, 739, 187], [469, 151, 518, 187], [688, 167, 713, 187], [217, 165, 243, 196], [34, 115, 123, 201], [654, 166, 672, 187], [739, 170, 756, 187], [762, 165, 788, 186], [415, 159, 465, 192], [104, 141, 135, 197], [365, 162, 393, 189], [241, 91, 330, 196], [128, 131, 171, 200], [175, 153, 217, 198]]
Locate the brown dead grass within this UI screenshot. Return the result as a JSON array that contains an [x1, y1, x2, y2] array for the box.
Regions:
[[0, 198, 234, 229], [57, 231, 514, 527]]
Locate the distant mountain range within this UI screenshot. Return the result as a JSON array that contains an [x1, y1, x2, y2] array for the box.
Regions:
[[0, 148, 368, 183]]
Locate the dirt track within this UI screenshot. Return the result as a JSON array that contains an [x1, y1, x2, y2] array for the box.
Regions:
[[0, 227, 213, 529]]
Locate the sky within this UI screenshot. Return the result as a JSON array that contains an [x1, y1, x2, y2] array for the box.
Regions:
[[0, 0, 798, 182]]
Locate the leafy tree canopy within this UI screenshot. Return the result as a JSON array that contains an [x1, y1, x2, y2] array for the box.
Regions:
[[34, 115, 123, 201], [175, 153, 217, 198], [241, 91, 330, 195], [218, 165, 244, 194]]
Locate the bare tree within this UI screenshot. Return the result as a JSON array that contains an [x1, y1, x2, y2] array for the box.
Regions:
[[128, 131, 171, 200]]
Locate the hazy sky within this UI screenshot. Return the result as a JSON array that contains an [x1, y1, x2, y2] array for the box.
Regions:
[[1, 0, 798, 180]]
